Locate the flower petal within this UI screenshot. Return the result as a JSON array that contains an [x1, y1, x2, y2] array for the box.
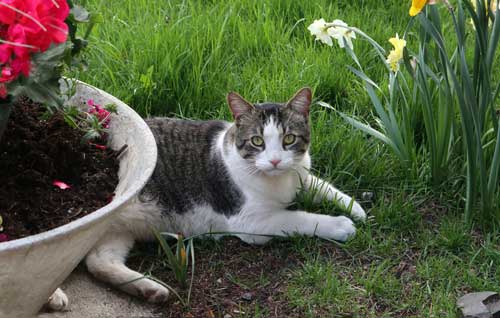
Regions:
[[0, 84, 8, 99], [410, 0, 428, 16], [89, 142, 107, 150], [53, 180, 71, 190], [0, 233, 9, 243]]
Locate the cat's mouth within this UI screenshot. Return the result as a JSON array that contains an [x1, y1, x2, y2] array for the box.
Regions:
[[260, 167, 287, 176]]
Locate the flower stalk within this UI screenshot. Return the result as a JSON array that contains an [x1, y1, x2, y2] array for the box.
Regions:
[[309, 0, 500, 227]]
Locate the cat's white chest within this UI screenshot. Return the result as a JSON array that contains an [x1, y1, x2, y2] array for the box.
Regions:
[[243, 172, 300, 207]]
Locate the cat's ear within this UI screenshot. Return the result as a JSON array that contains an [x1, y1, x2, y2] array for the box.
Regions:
[[286, 87, 312, 117], [227, 92, 254, 120]]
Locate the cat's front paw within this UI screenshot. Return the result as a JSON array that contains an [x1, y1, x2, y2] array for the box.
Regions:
[[320, 215, 356, 242], [351, 202, 367, 222], [47, 288, 68, 311]]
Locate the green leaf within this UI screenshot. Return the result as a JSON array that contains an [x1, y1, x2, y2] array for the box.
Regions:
[[347, 66, 380, 90], [487, 119, 500, 194], [35, 42, 71, 62], [336, 111, 395, 152], [104, 103, 118, 114], [486, 2, 500, 69], [83, 130, 101, 141], [84, 13, 103, 39]]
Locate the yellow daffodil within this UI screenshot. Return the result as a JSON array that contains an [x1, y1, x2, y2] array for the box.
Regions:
[[386, 34, 407, 72], [409, 0, 439, 16], [410, 0, 428, 16]]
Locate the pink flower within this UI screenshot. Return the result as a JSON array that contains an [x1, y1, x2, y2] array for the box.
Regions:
[[106, 193, 115, 204], [10, 55, 31, 77], [0, 84, 7, 98], [0, 233, 9, 242], [53, 180, 71, 190], [88, 99, 111, 128], [0, 0, 24, 25], [0, 67, 15, 83], [0, 0, 69, 91], [89, 142, 107, 150], [19, 0, 69, 51], [0, 44, 13, 64], [7, 23, 30, 58]]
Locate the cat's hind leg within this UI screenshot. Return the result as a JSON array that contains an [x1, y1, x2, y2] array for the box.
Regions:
[[85, 232, 170, 303]]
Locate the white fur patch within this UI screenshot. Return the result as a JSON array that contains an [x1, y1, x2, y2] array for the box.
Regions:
[[255, 117, 295, 175]]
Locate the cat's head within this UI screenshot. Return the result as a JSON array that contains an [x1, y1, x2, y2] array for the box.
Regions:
[[226, 87, 311, 176]]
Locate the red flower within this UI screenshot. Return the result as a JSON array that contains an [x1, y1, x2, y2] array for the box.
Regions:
[[53, 180, 71, 190], [0, 67, 14, 82], [7, 23, 30, 58], [88, 99, 111, 128], [19, 0, 69, 51], [0, 0, 69, 92], [0, 84, 7, 98], [89, 142, 107, 150], [10, 55, 30, 77], [0, 233, 9, 242], [0, 0, 25, 25], [0, 44, 12, 64]]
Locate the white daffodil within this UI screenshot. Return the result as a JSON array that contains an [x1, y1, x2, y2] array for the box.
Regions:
[[307, 18, 333, 46], [327, 19, 356, 50]]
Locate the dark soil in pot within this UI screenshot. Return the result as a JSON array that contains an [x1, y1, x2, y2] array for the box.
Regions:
[[0, 98, 119, 241]]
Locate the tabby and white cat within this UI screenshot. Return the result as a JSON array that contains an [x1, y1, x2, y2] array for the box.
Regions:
[[74, 87, 365, 304]]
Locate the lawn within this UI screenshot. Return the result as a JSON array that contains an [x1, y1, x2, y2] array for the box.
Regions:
[[76, 0, 500, 317]]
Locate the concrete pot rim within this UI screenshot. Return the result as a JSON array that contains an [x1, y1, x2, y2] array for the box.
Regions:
[[0, 80, 157, 252]]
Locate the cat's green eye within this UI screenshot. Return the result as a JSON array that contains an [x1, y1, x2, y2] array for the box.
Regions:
[[251, 136, 264, 147], [283, 134, 296, 145]]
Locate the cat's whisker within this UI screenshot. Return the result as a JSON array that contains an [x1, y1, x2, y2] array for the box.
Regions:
[[240, 165, 261, 176]]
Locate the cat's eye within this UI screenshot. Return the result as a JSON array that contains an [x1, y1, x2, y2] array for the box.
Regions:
[[251, 136, 264, 147], [283, 134, 296, 145]]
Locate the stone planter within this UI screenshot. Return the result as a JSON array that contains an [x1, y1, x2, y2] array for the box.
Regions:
[[0, 80, 157, 318]]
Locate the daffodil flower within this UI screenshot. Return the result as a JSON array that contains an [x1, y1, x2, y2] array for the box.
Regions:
[[410, 0, 428, 16], [409, 0, 439, 16], [308, 19, 357, 49], [307, 18, 333, 46], [327, 19, 356, 50], [386, 34, 407, 72]]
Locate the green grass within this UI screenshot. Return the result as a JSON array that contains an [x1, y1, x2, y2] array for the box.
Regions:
[[74, 0, 500, 317]]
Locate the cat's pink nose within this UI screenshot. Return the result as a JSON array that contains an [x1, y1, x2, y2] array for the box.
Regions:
[[270, 159, 281, 167]]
